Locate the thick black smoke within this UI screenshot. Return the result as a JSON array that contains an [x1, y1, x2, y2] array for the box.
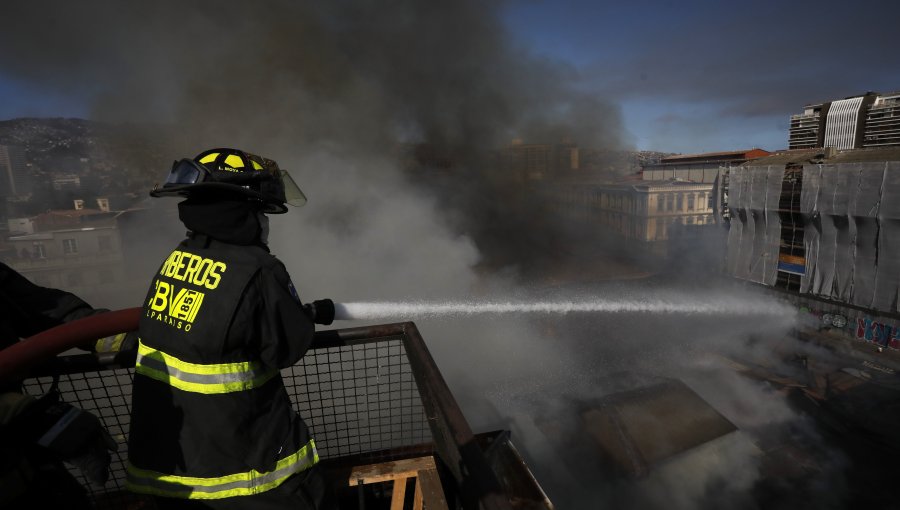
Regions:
[[0, 0, 627, 275]]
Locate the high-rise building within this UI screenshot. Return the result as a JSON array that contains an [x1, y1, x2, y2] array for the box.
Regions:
[[789, 103, 830, 149], [0, 145, 30, 197], [863, 93, 900, 147], [787, 92, 900, 150]]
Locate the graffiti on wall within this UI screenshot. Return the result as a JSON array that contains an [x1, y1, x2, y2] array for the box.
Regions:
[[797, 305, 900, 350], [800, 307, 848, 330], [856, 317, 900, 349], [821, 313, 848, 329], [800, 306, 900, 349]]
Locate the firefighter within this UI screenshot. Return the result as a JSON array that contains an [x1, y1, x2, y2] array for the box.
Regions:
[[0, 262, 118, 510], [126, 148, 335, 509]]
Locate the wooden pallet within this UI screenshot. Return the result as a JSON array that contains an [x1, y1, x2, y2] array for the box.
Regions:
[[347, 455, 449, 510]]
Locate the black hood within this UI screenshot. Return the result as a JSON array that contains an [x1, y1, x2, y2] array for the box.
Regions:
[[178, 197, 265, 246]]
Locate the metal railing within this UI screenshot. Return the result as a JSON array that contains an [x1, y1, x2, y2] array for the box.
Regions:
[[21, 321, 513, 510]]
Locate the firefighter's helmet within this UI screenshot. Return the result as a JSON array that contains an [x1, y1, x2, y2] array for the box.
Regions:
[[150, 148, 307, 214]]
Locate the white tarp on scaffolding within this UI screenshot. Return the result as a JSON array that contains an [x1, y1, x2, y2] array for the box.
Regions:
[[801, 161, 900, 311], [726, 165, 783, 285]]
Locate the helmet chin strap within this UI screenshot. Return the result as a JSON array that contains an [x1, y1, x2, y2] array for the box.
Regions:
[[257, 212, 270, 245]]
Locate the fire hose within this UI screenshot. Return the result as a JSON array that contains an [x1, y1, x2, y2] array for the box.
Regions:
[[0, 307, 141, 383]]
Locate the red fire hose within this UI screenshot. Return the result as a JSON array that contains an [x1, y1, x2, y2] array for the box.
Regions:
[[0, 307, 141, 383]]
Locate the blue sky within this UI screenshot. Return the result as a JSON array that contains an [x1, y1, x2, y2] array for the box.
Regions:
[[1, 0, 898, 154], [500, 0, 900, 153]]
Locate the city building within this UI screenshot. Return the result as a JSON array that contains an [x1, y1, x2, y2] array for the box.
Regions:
[[863, 93, 900, 147], [789, 103, 830, 149], [641, 149, 770, 183], [1, 198, 159, 307], [642, 149, 771, 224], [725, 146, 900, 348], [788, 91, 900, 150], [0, 144, 31, 197], [499, 139, 579, 181], [6, 222, 126, 294], [52, 173, 82, 191], [550, 178, 715, 254]]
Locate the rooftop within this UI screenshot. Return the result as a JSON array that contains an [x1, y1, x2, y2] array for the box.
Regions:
[[744, 146, 900, 166], [659, 149, 770, 163], [571, 179, 713, 193]]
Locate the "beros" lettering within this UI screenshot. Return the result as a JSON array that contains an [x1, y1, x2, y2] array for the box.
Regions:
[[159, 250, 227, 290]]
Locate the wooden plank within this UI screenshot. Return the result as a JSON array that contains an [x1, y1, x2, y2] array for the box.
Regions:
[[413, 477, 424, 510], [391, 477, 409, 510], [418, 468, 449, 510], [348, 456, 437, 486]]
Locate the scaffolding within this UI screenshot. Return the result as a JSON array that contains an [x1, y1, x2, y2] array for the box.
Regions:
[[725, 165, 784, 285]]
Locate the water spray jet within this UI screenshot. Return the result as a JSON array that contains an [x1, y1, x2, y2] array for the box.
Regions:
[[332, 297, 796, 322]]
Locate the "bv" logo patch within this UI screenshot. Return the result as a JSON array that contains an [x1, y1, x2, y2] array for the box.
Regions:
[[147, 280, 206, 330]]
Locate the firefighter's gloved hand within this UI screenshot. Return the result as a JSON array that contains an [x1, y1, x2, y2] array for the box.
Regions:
[[303, 299, 335, 325], [32, 401, 117, 486]]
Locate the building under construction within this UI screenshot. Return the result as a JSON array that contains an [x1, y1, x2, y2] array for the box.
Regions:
[[725, 146, 900, 349]]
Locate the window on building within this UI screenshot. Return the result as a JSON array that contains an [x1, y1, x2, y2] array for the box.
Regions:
[[687, 216, 695, 224], [687, 194, 695, 211], [666, 194, 673, 211], [62, 238, 78, 255], [98, 235, 113, 252], [32, 243, 46, 259], [656, 195, 663, 212], [677, 194, 684, 211], [699, 192, 707, 210]]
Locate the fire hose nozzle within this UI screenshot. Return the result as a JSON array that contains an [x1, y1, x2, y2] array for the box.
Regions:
[[304, 299, 335, 325]]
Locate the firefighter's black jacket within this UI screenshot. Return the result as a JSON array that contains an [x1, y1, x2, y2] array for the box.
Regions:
[[0, 262, 106, 509], [0, 262, 98, 353], [126, 199, 318, 500]]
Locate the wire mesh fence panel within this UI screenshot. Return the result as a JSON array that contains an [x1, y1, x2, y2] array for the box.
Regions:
[[21, 368, 142, 510], [284, 338, 432, 460], [19, 336, 432, 508]]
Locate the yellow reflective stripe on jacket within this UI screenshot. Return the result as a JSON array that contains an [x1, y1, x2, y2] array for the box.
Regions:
[[135, 340, 277, 394], [126, 440, 319, 499], [94, 333, 127, 353]]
